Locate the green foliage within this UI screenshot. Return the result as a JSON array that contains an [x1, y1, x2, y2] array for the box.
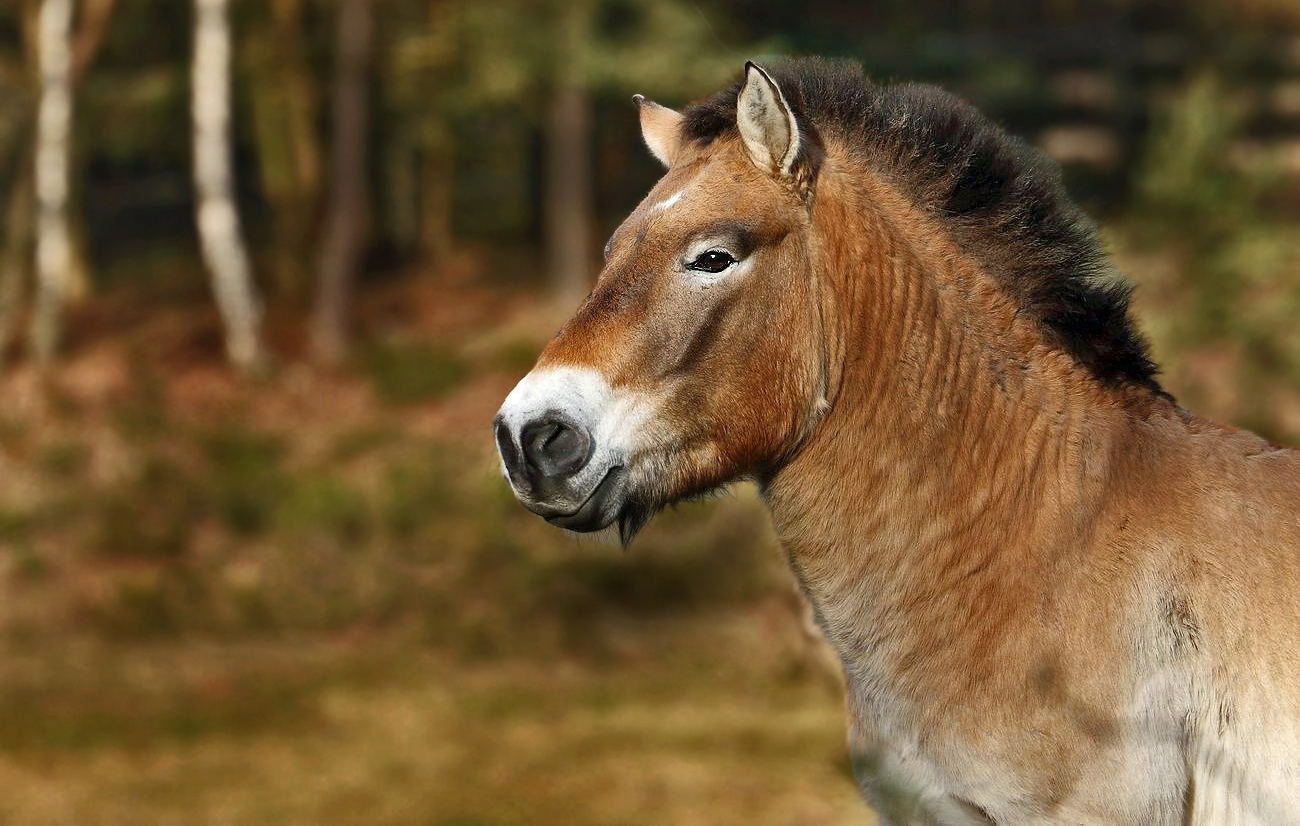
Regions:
[[1131, 72, 1300, 438], [490, 336, 543, 376], [94, 456, 203, 559], [0, 648, 338, 752], [0, 508, 33, 543], [37, 439, 90, 478], [12, 547, 49, 582], [363, 339, 468, 406], [203, 428, 290, 535], [381, 459, 452, 540], [536, 502, 771, 622], [105, 577, 178, 637], [111, 369, 170, 441], [455, 0, 762, 107], [1137, 74, 1260, 233], [277, 475, 372, 546], [330, 425, 400, 462]]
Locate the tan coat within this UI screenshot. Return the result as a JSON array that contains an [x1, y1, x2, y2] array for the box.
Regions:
[[495, 60, 1300, 823]]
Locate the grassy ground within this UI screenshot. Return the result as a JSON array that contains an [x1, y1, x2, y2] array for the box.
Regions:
[[0, 269, 872, 825], [0, 624, 865, 825], [3, 173, 1295, 823]]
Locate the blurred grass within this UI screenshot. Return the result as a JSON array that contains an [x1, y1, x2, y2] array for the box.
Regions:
[[0, 313, 866, 823], [363, 338, 468, 405]]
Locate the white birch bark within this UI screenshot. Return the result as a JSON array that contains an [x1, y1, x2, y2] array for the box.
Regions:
[[29, 0, 75, 363], [193, 0, 264, 372]]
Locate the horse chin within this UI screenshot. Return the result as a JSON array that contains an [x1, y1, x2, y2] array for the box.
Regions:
[[541, 465, 628, 534], [616, 499, 657, 548], [522, 459, 664, 548], [552, 469, 658, 549]]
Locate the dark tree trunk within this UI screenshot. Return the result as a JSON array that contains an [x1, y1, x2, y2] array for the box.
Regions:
[[420, 133, 453, 263], [250, 0, 322, 302], [311, 0, 373, 363], [0, 146, 34, 364], [542, 81, 593, 303], [541, 1, 593, 302]]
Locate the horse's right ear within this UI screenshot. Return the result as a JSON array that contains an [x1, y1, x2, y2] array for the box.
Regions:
[[633, 94, 682, 168], [736, 61, 801, 177]]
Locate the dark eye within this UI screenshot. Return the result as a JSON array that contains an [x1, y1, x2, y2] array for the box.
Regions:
[[687, 249, 736, 274]]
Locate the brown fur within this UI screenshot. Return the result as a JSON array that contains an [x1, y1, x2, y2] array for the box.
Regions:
[[509, 62, 1300, 822]]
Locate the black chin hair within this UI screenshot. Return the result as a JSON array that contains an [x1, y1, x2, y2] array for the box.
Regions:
[[617, 499, 656, 549]]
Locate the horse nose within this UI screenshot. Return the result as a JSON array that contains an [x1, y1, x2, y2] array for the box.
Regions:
[[520, 417, 593, 480], [494, 414, 594, 497]]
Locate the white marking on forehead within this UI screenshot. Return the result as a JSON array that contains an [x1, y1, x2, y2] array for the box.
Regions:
[[650, 189, 685, 212]]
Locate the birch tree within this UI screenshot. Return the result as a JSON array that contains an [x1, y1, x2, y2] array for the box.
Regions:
[[311, 0, 373, 363], [193, 0, 264, 372], [29, 0, 75, 364]]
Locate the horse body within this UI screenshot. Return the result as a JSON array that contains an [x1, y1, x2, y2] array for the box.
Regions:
[[773, 147, 1300, 823], [494, 58, 1300, 823]]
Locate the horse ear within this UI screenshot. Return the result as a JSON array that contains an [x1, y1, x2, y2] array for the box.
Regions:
[[736, 61, 800, 177], [633, 94, 682, 168]]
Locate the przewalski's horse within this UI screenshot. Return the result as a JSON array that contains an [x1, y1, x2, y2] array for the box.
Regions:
[[492, 58, 1300, 823]]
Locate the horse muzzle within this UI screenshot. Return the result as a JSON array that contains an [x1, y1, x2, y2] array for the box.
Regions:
[[493, 365, 651, 533], [492, 413, 627, 532]]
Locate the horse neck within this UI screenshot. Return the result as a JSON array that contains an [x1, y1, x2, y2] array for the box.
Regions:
[[766, 163, 1131, 683]]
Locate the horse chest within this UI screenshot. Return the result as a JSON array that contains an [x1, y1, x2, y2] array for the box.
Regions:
[[839, 663, 1192, 823], [843, 682, 1021, 824]]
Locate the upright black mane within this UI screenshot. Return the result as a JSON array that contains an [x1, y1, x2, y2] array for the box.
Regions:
[[681, 57, 1163, 395]]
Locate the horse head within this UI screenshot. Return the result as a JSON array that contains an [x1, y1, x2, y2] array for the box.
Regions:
[[495, 63, 831, 544]]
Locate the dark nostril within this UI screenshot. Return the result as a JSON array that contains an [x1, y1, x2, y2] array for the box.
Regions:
[[520, 417, 593, 479], [494, 416, 529, 492]]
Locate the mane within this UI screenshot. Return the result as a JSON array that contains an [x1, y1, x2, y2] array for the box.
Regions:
[[680, 57, 1164, 395]]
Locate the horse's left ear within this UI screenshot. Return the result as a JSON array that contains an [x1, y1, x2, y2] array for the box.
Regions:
[[737, 61, 800, 177], [633, 94, 682, 168]]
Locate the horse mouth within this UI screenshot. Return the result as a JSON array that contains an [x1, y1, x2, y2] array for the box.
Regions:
[[543, 465, 626, 532]]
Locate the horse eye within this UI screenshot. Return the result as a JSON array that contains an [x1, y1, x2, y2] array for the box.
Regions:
[[687, 249, 736, 274]]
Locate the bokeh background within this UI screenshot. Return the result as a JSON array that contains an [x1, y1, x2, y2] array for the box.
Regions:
[[0, 1, 1298, 823]]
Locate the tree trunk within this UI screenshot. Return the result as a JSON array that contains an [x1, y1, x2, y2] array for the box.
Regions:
[[310, 0, 373, 363], [249, 0, 321, 302], [57, 0, 117, 305], [542, 5, 593, 303], [385, 125, 419, 255], [0, 3, 40, 365], [193, 0, 264, 373], [420, 129, 454, 264], [0, 150, 34, 364], [70, 0, 116, 85], [29, 0, 75, 364], [538, 0, 595, 304]]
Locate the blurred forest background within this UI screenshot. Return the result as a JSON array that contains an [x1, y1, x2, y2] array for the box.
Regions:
[[0, 0, 1298, 823]]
